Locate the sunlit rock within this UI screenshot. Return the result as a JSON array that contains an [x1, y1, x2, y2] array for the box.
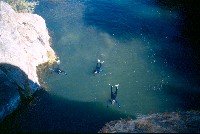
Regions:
[[0, 1, 56, 122], [0, 1, 56, 86]]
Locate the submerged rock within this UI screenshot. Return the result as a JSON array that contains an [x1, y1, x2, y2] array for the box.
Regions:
[[99, 111, 200, 133], [0, 1, 56, 122]]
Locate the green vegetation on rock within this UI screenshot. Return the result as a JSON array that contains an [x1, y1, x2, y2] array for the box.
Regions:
[[3, 0, 39, 13]]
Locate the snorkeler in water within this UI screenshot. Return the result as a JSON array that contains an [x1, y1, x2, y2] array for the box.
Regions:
[[107, 84, 120, 108], [50, 67, 67, 75], [94, 59, 104, 74], [49, 57, 67, 75]]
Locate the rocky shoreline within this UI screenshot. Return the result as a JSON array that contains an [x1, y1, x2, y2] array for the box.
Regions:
[[99, 111, 200, 133], [0, 1, 56, 122]]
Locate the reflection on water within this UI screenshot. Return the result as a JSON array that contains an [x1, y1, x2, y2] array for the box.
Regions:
[[1, 0, 200, 132]]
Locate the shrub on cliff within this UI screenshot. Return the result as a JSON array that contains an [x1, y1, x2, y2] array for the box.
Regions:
[[4, 0, 39, 13]]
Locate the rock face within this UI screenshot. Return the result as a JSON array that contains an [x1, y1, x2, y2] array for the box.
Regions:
[[0, 1, 56, 122]]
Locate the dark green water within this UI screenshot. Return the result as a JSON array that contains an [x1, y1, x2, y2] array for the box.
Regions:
[[1, 0, 200, 132], [37, 0, 199, 114]]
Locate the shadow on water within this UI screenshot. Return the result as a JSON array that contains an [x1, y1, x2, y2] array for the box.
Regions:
[[0, 89, 131, 133], [83, 0, 181, 41], [153, 0, 200, 53], [154, 0, 200, 72], [83, 0, 137, 40], [161, 84, 200, 112]]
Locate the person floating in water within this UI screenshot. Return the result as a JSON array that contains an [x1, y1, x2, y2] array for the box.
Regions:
[[49, 58, 67, 75], [50, 67, 67, 75], [107, 84, 120, 108], [94, 59, 104, 74]]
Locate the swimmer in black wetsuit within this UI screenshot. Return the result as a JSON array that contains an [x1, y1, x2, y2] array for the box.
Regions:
[[94, 59, 104, 74], [52, 67, 67, 75], [107, 84, 120, 108], [49, 58, 67, 75]]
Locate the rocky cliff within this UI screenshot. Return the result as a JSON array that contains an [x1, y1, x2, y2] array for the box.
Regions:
[[0, 1, 56, 122]]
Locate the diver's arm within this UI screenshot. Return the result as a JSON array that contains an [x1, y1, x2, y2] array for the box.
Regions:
[[115, 87, 118, 96], [111, 86, 113, 96]]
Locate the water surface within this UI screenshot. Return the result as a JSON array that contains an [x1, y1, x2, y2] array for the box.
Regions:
[[37, 0, 199, 114], [1, 0, 200, 132]]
